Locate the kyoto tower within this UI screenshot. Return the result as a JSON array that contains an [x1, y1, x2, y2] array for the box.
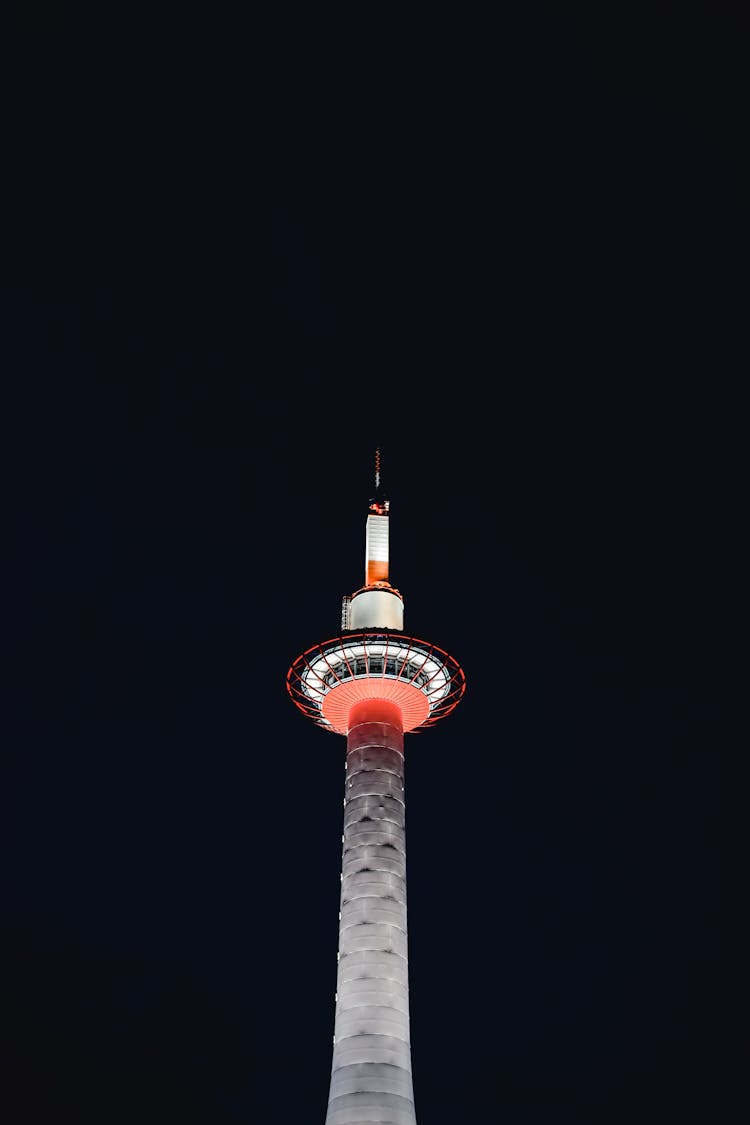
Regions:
[[286, 451, 465, 1125]]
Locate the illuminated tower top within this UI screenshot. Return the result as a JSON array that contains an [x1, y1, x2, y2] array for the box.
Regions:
[[287, 449, 465, 735], [342, 448, 404, 633]]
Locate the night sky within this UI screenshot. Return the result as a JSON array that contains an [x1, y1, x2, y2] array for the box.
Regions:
[[5, 24, 748, 1124]]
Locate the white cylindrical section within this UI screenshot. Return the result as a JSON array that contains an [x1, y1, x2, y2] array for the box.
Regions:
[[325, 705, 417, 1125], [349, 588, 404, 631], [366, 513, 389, 586]]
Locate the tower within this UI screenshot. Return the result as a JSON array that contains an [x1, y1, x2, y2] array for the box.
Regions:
[[286, 451, 465, 1125]]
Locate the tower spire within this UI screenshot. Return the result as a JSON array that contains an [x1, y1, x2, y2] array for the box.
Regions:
[[365, 452, 390, 589]]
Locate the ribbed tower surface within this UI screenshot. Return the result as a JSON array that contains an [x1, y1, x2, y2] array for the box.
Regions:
[[328, 699, 415, 1125]]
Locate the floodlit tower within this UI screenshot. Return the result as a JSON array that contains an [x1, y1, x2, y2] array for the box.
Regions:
[[287, 451, 465, 1125]]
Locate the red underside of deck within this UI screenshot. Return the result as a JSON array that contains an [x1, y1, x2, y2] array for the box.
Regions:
[[321, 678, 430, 734]]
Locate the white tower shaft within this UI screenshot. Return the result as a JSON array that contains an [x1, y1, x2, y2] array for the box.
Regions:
[[325, 700, 417, 1125]]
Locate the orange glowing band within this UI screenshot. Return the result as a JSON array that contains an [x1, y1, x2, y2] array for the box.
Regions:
[[286, 633, 466, 736]]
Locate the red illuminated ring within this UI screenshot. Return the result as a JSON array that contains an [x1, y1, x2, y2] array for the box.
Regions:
[[286, 632, 466, 735]]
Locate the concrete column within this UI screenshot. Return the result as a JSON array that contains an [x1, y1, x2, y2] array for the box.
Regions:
[[325, 698, 417, 1125]]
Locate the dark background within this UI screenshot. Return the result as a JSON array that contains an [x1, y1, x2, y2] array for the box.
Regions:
[[4, 17, 748, 1124]]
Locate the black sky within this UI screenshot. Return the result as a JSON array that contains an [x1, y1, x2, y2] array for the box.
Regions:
[[4, 19, 749, 1124]]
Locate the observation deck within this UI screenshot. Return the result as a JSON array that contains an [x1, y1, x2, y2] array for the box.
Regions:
[[286, 630, 465, 735]]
